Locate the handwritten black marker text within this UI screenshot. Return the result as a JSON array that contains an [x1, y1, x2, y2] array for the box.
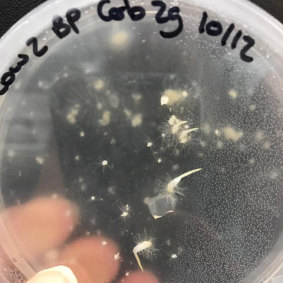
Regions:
[[0, 54, 29, 95], [0, 6, 257, 96], [199, 12, 255, 63], [52, 8, 81, 39], [0, 8, 82, 96], [97, 0, 183, 39]]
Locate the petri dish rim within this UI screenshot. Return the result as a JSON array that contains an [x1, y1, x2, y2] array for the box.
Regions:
[[0, 0, 282, 282]]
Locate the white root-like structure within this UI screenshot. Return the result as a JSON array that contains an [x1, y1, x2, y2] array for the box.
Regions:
[[166, 168, 202, 195], [133, 241, 153, 271]]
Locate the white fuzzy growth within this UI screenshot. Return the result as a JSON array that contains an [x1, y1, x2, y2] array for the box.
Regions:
[[102, 160, 108, 166], [121, 211, 129, 217], [147, 142, 153, 147], [228, 89, 238, 99], [131, 114, 143, 127], [179, 128, 199, 144], [164, 115, 198, 146], [167, 178, 180, 195], [160, 89, 189, 106], [36, 156, 45, 165], [132, 93, 142, 103], [110, 30, 129, 48], [99, 111, 111, 126], [94, 79, 104, 91], [168, 115, 177, 125], [166, 168, 202, 195], [133, 241, 153, 271], [66, 104, 80, 124], [222, 127, 243, 142], [153, 211, 174, 219], [161, 95, 169, 105], [120, 204, 130, 218]]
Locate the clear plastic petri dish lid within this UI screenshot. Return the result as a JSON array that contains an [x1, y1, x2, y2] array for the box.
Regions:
[[0, 0, 283, 282]]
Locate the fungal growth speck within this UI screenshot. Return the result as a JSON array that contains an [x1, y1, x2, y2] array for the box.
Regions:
[[133, 233, 156, 271], [166, 169, 202, 198], [145, 168, 202, 219]]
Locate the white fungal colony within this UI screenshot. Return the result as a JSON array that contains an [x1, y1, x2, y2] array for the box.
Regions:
[[133, 233, 156, 271], [66, 104, 80, 124], [110, 30, 129, 48], [228, 89, 238, 100], [99, 111, 111, 126], [163, 115, 199, 145], [132, 93, 142, 104], [94, 79, 105, 91], [102, 160, 108, 166], [35, 156, 45, 165], [161, 89, 189, 106], [147, 142, 153, 148], [222, 127, 243, 142], [131, 114, 143, 127], [171, 254, 178, 259], [120, 204, 130, 218], [165, 169, 202, 203], [145, 169, 202, 220], [123, 108, 144, 127]]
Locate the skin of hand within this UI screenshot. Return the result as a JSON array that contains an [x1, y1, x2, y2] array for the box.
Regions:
[[0, 197, 159, 283]]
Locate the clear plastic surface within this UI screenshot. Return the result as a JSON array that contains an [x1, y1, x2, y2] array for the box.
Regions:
[[0, 0, 283, 282]]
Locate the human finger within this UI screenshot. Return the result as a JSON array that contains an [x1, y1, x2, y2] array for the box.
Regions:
[[1, 197, 79, 258], [119, 271, 159, 283], [58, 237, 120, 283]]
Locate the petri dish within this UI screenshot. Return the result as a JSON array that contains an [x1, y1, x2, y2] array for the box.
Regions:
[[0, 0, 283, 282]]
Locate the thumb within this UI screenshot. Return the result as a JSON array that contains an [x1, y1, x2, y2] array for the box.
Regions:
[[27, 266, 78, 283]]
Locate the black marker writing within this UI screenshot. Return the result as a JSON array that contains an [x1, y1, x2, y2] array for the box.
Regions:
[[26, 37, 48, 57], [241, 36, 255, 63], [152, 1, 183, 38], [206, 20, 223, 36], [67, 8, 82, 33], [97, 0, 146, 22], [0, 6, 258, 97], [9, 54, 29, 73], [199, 11, 207, 33], [0, 8, 82, 96], [199, 12, 255, 62], [0, 54, 29, 95], [52, 8, 81, 39], [221, 24, 235, 46], [231, 30, 242, 49], [97, 0, 183, 39]]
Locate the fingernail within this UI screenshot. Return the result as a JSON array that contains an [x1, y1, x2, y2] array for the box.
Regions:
[[27, 266, 78, 283]]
